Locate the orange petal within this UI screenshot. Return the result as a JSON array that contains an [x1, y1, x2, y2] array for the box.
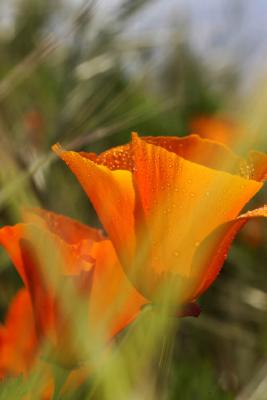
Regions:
[[142, 134, 241, 175], [248, 151, 267, 181], [89, 239, 147, 340], [19, 235, 58, 340], [23, 208, 102, 277], [0, 224, 53, 333], [76, 134, 241, 175], [0, 222, 94, 347], [143, 134, 267, 182], [23, 207, 103, 244], [18, 227, 95, 368], [79, 144, 133, 171], [189, 116, 267, 180], [192, 205, 267, 299], [131, 133, 263, 299], [0, 224, 27, 285], [19, 229, 102, 368], [0, 289, 37, 377], [52, 144, 136, 266]]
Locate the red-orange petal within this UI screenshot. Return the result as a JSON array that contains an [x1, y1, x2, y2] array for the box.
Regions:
[[0, 222, 95, 347], [0, 224, 27, 285], [248, 151, 267, 181], [23, 208, 103, 244], [89, 239, 147, 340], [79, 144, 133, 171], [130, 133, 263, 299], [19, 236, 58, 341], [142, 135, 267, 182], [64, 134, 267, 183], [142, 134, 241, 175], [191, 205, 267, 299], [0, 289, 37, 377], [52, 144, 136, 266]]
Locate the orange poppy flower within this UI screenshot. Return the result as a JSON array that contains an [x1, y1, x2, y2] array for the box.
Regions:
[[0, 208, 146, 367], [53, 133, 267, 307]]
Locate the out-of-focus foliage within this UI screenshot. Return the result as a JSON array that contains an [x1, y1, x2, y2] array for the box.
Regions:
[[0, 1, 267, 399]]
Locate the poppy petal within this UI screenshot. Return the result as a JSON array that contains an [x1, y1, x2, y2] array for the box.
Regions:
[[0, 224, 27, 285], [23, 208, 103, 244], [0, 223, 95, 343], [248, 151, 267, 181], [19, 237, 57, 340], [79, 144, 133, 171], [0, 289, 37, 377], [52, 144, 136, 265], [142, 134, 241, 175], [142, 135, 267, 182], [89, 239, 147, 340], [192, 205, 267, 299], [131, 133, 262, 298]]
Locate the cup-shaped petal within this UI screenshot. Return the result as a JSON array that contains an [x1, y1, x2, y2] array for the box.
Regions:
[[53, 134, 267, 306]]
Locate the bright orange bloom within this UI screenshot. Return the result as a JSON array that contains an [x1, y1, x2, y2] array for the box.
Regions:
[[53, 133, 267, 306], [0, 209, 146, 367], [0, 289, 37, 378]]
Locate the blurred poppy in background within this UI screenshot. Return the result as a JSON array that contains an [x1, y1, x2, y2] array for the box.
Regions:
[[0, 209, 146, 369], [190, 115, 242, 147]]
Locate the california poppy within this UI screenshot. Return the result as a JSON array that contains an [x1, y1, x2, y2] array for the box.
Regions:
[[53, 133, 267, 307], [0, 208, 146, 367]]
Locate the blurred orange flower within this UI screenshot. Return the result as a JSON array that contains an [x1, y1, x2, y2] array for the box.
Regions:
[[190, 115, 242, 147], [0, 209, 146, 368], [53, 133, 267, 306]]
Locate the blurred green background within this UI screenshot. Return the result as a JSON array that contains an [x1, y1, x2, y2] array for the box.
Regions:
[[0, 1, 267, 399]]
